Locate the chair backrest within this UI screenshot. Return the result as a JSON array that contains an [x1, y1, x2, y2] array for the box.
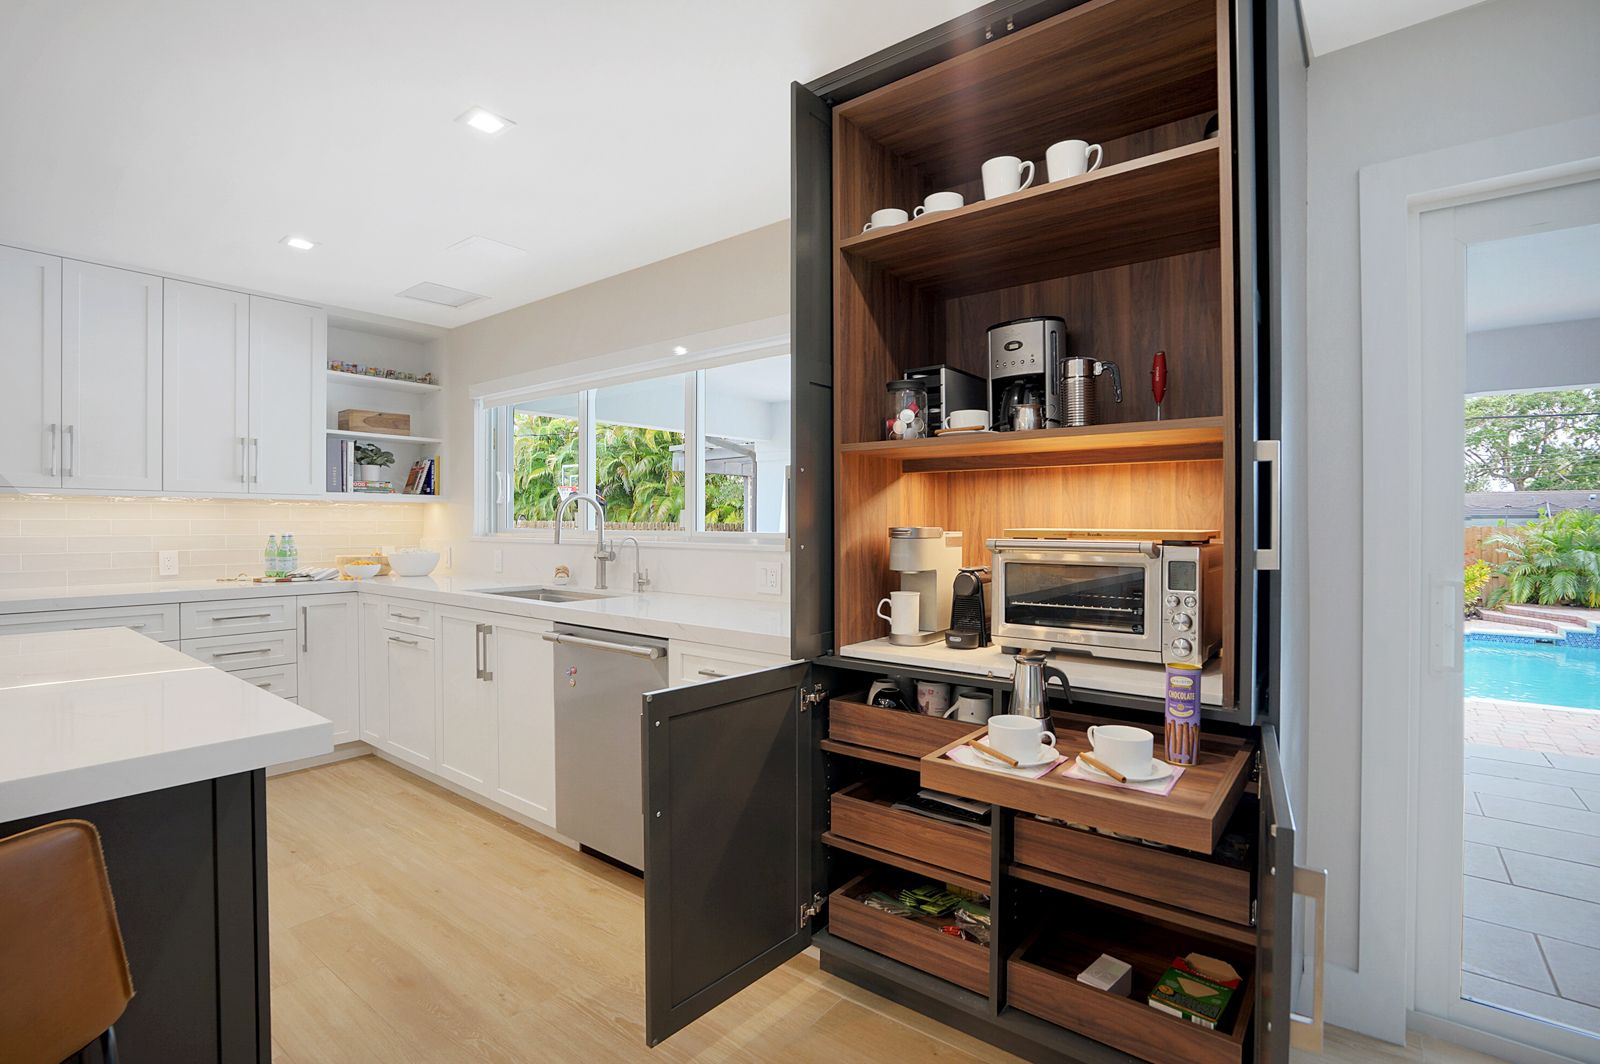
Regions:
[[0, 819, 134, 1064]]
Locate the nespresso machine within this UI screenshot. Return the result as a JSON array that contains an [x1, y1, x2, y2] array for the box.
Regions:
[[888, 527, 965, 645], [988, 316, 1065, 431]]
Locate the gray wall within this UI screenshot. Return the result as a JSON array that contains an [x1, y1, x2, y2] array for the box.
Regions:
[[1466, 316, 1600, 394], [1305, 0, 1600, 980]]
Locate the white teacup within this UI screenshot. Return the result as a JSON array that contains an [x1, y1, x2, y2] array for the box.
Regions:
[[863, 208, 909, 231], [945, 409, 990, 430], [913, 191, 964, 217], [1086, 724, 1155, 776], [1046, 139, 1104, 181], [981, 156, 1035, 200], [987, 713, 1057, 763]]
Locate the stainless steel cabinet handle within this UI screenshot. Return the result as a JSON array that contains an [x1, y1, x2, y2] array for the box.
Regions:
[[1255, 439, 1282, 572], [46, 423, 58, 477], [697, 668, 729, 678], [1290, 865, 1329, 1051], [253, 681, 274, 689], [389, 635, 419, 646], [211, 613, 273, 622], [390, 611, 421, 621], [476, 623, 494, 682], [539, 631, 664, 660], [250, 437, 260, 484], [63, 424, 75, 478], [211, 647, 272, 658], [240, 437, 248, 484], [300, 605, 308, 653]]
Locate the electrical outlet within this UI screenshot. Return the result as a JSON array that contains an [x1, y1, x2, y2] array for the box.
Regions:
[[493, 548, 504, 573], [158, 550, 179, 577], [758, 563, 782, 595]]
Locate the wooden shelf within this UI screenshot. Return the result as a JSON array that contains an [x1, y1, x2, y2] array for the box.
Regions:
[[836, 142, 1219, 295], [839, 416, 1223, 472], [325, 370, 440, 394], [325, 429, 443, 446]]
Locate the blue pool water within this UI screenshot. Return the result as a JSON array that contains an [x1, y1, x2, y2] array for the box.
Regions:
[[1463, 635, 1600, 709]]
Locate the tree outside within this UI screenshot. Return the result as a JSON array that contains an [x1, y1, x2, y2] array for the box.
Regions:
[[1464, 388, 1600, 492]]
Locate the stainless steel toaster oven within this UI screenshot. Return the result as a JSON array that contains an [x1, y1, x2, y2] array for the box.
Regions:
[[984, 538, 1222, 665]]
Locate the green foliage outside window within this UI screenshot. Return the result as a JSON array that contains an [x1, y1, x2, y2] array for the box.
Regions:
[[1486, 509, 1600, 608], [1464, 390, 1600, 492]]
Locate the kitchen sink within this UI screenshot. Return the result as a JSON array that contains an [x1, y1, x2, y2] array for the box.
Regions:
[[477, 585, 618, 603]]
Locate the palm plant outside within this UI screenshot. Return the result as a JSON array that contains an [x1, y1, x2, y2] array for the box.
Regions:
[[1486, 509, 1600, 608]]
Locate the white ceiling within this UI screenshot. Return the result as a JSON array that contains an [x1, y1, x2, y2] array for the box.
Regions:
[[0, 0, 971, 328], [1467, 222, 1600, 332], [1298, 0, 1491, 56]]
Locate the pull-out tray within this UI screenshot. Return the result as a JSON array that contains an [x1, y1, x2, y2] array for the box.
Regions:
[[921, 725, 1253, 853]]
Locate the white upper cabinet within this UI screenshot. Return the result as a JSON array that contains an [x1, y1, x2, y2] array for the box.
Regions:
[[163, 280, 250, 494], [61, 260, 162, 491], [0, 246, 62, 489], [249, 296, 325, 496]]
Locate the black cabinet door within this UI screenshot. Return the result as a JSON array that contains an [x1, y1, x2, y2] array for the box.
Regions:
[[1256, 724, 1295, 1064], [790, 80, 834, 661], [642, 663, 820, 1046]]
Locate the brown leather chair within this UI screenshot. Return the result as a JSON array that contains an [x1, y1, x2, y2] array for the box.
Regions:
[[0, 820, 134, 1064]]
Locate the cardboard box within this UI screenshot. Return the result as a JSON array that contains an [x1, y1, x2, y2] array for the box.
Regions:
[[1147, 953, 1242, 1029], [337, 409, 410, 435]]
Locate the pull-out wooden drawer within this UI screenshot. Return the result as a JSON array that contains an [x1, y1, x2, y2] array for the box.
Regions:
[[232, 663, 299, 700], [0, 603, 179, 642], [181, 630, 298, 673], [376, 597, 433, 637], [827, 871, 989, 996], [827, 697, 977, 759], [827, 780, 990, 885], [1008, 908, 1253, 1064], [181, 597, 297, 638], [1013, 813, 1252, 926]]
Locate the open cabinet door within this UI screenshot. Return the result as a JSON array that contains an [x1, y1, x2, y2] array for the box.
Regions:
[[642, 663, 821, 1046], [1256, 725, 1294, 1063]]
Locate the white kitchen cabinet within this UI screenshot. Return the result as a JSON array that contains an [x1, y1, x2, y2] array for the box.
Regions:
[[383, 629, 436, 770], [249, 296, 325, 495], [358, 598, 388, 745], [437, 610, 498, 794], [180, 630, 298, 672], [490, 616, 556, 826], [0, 245, 61, 489], [666, 640, 792, 687], [163, 280, 249, 493], [60, 260, 162, 491], [0, 603, 179, 642], [297, 595, 359, 744]]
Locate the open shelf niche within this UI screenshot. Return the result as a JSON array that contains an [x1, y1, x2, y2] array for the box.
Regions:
[[324, 318, 446, 500]]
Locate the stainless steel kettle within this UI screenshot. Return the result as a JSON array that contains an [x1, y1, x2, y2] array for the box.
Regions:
[[1010, 649, 1071, 720]]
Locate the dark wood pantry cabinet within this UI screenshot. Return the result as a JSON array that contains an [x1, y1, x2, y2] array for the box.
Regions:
[[643, 1, 1317, 1061]]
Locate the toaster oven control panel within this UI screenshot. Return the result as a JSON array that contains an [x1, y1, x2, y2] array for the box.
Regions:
[[1163, 556, 1199, 661]]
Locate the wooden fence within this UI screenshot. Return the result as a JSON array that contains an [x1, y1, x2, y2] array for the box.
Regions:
[[1464, 525, 1521, 603]]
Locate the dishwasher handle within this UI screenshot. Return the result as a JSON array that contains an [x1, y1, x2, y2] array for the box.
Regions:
[[540, 631, 664, 660]]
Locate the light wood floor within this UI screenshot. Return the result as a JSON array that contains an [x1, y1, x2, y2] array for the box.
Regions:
[[266, 755, 1508, 1063]]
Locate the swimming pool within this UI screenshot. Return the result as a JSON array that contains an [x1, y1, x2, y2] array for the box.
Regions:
[[1463, 635, 1600, 709]]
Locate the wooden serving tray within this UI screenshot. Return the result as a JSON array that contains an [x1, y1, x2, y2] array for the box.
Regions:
[[921, 725, 1253, 853]]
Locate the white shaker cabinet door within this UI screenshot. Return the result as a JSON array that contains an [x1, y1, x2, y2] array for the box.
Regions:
[[384, 631, 437, 770], [436, 610, 497, 796], [163, 280, 249, 494], [297, 595, 359, 744], [491, 617, 556, 826], [358, 598, 388, 745], [60, 260, 162, 491], [0, 246, 62, 488], [248, 296, 325, 496]]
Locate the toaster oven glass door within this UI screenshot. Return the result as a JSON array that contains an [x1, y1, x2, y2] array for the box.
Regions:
[[1002, 561, 1148, 635]]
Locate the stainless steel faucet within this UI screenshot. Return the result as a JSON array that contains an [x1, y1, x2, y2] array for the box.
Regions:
[[620, 536, 650, 592], [554, 493, 617, 589]]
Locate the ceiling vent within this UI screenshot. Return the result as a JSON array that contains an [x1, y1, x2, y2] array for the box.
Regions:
[[396, 281, 487, 308]]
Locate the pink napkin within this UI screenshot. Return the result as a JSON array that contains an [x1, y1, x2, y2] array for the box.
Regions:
[[1057, 756, 1184, 796], [946, 734, 1066, 780]]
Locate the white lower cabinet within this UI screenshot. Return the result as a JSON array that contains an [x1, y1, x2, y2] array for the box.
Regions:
[[437, 610, 498, 793], [297, 595, 358, 744], [488, 617, 555, 825], [383, 628, 437, 770], [358, 598, 388, 745]]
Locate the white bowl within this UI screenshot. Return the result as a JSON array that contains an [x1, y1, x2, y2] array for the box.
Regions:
[[945, 408, 991, 430], [386, 550, 440, 577], [343, 562, 382, 580]]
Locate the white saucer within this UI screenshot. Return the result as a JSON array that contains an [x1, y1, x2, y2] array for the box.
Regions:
[[1075, 756, 1176, 784], [976, 745, 1059, 770]]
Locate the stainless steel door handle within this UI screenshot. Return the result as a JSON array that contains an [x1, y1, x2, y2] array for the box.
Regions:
[[254, 680, 274, 689], [46, 423, 58, 477], [476, 623, 494, 682], [1255, 439, 1282, 571], [212, 613, 273, 622], [211, 647, 272, 658], [388, 636, 419, 646], [697, 668, 729, 678], [539, 631, 664, 659], [300, 605, 309, 653], [240, 436, 248, 484], [390, 612, 421, 621], [473, 622, 483, 680], [63, 424, 75, 478], [250, 437, 260, 484]]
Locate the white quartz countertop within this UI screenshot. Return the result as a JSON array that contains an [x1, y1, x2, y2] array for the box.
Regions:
[[0, 628, 333, 822], [0, 574, 792, 656]]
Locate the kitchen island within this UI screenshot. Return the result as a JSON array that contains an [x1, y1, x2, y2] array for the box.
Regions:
[[0, 627, 331, 1064]]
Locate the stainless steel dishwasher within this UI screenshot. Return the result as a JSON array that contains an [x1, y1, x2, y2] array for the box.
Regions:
[[544, 623, 669, 870]]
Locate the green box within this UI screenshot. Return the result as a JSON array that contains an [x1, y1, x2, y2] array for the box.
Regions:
[[1146, 954, 1241, 1030]]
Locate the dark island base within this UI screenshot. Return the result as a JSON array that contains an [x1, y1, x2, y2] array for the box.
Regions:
[[3, 770, 270, 1064]]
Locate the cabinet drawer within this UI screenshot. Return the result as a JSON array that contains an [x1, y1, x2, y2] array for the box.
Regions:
[[827, 872, 989, 996], [828, 697, 977, 758], [829, 781, 990, 884], [0, 603, 179, 642], [181, 597, 297, 638], [1013, 814, 1252, 926], [671, 641, 788, 685], [377, 598, 433, 637], [181, 630, 298, 672], [232, 663, 298, 700]]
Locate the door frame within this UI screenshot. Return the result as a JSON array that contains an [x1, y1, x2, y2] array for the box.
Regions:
[[1350, 113, 1600, 1051]]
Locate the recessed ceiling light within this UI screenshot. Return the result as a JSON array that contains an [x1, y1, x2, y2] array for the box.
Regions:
[[280, 235, 318, 251], [457, 106, 513, 136], [672, 345, 689, 356]]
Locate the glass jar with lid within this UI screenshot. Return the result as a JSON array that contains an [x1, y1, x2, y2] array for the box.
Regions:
[[885, 379, 929, 441]]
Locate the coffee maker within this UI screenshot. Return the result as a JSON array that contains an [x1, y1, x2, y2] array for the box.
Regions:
[[888, 527, 965, 645], [988, 316, 1065, 431]]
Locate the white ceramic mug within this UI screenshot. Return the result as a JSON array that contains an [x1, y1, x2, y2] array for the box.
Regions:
[[945, 409, 990, 430], [987, 713, 1057, 762], [917, 680, 953, 717], [876, 590, 920, 635], [1086, 724, 1155, 776], [913, 191, 965, 217], [1046, 139, 1104, 181], [863, 208, 909, 231], [950, 688, 993, 724], [981, 156, 1035, 200]]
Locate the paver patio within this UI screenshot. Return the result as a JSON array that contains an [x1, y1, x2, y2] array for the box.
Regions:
[[1461, 697, 1600, 1035]]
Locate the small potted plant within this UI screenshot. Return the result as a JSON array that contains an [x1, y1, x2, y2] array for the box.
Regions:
[[355, 442, 395, 482]]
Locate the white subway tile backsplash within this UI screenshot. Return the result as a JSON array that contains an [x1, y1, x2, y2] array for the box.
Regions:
[[17, 519, 109, 536]]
